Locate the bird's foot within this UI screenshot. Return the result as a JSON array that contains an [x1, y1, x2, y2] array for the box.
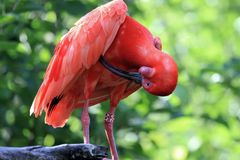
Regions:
[[102, 158, 111, 160]]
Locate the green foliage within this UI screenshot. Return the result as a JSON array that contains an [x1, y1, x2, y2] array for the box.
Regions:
[[0, 0, 239, 159]]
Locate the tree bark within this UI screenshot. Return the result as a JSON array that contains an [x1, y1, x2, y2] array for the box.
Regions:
[[0, 144, 108, 160]]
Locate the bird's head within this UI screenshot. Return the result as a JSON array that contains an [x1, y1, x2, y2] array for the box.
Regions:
[[100, 36, 178, 96], [100, 16, 178, 96], [139, 52, 178, 96]]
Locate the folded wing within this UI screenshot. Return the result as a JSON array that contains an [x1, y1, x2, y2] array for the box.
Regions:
[[30, 0, 128, 118]]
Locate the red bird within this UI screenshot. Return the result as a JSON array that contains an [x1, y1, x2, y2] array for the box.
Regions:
[[30, 0, 178, 159]]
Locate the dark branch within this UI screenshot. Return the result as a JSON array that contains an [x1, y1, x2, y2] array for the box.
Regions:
[[0, 144, 108, 160]]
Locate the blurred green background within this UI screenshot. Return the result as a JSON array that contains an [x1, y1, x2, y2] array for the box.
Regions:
[[0, 0, 240, 159]]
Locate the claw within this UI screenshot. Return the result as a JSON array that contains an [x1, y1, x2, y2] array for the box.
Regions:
[[154, 36, 162, 50]]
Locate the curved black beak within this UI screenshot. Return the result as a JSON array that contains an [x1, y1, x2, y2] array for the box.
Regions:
[[99, 56, 142, 84]]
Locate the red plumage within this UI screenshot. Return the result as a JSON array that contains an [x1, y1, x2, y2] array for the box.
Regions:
[[31, 0, 178, 159]]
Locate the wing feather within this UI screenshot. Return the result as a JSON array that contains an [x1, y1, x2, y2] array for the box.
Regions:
[[31, 0, 128, 117]]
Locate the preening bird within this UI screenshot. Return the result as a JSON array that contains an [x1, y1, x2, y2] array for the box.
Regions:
[[30, 0, 178, 159]]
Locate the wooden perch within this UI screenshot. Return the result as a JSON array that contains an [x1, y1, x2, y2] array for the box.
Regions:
[[0, 144, 108, 160]]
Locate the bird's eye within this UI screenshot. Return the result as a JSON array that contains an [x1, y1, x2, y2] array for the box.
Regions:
[[144, 82, 152, 88]]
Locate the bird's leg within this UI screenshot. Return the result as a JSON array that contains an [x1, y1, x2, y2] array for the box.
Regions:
[[104, 83, 128, 160], [81, 100, 90, 144], [104, 106, 118, 160], [82, 70, 100, 144]]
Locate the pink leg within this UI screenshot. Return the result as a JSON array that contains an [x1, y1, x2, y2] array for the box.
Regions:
[[104, 107, 118, 160], [81, 100, 90, 144]]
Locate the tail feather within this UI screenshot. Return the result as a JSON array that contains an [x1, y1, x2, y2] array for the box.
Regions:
[[31, 83, 75, 128], [29, 98, 35, 116], [30, 83, 48, 117], [44, 94, 75, 128]]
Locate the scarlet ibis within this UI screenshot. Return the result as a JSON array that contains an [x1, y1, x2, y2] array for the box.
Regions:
[[30, 0, 178, 159]]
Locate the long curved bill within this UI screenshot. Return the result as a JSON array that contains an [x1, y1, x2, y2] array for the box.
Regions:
[[99, 56, 142, 84]]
